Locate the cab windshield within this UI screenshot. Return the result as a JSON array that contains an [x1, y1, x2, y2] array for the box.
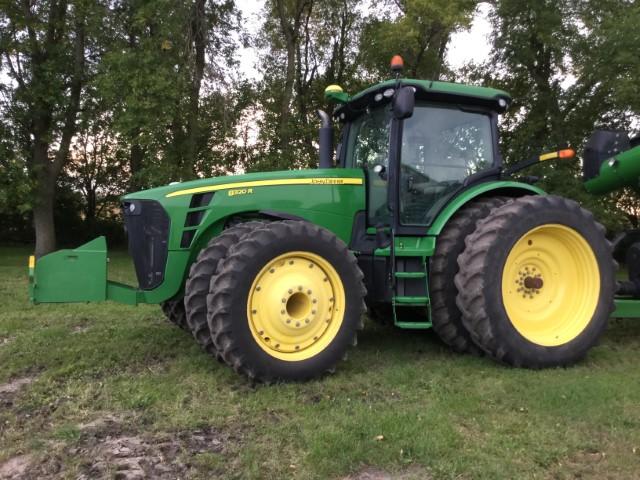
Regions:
[[344, 101, 496, 226]]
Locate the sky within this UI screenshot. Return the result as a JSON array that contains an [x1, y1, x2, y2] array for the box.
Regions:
[[235, 1, 493, 81]]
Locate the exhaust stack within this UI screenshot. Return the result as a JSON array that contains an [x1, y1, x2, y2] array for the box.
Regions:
[[316, 110, 333, 169]]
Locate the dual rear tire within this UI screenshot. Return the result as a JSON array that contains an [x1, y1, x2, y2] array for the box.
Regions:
[[452, 195, 615, 368], [186, 220, 366, 382]]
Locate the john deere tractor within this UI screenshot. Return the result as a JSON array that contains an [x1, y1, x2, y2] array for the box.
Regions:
[[30, 57, 632, 382]]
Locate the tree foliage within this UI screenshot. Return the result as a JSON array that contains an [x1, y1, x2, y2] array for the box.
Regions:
[[478, 0, 640, 232], [0, 0, 639, 249]]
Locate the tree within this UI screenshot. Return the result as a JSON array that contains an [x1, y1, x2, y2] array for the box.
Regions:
[[96, 0, 240, 189], [1, 0, 102, 256], [358, 0, 477, 81], [475, 0, 639, 233], [250, 0, 364, 172]]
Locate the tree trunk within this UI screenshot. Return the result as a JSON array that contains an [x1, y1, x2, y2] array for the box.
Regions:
[[129, 140, 145, 191], [33, 160, 56, 258], [184, 0, 206, 180], [274, 0, 311, 153]]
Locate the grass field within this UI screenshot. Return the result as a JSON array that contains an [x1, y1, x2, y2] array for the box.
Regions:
[[1, 246, 640, 479]]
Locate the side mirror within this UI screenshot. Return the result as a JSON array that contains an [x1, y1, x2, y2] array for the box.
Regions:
[[393, 86, 415, 119]]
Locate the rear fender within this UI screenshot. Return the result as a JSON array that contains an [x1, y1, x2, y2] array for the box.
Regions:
[[427, 181, 545, 236]]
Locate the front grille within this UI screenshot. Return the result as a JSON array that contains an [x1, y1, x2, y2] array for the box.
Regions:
[[122, 200, 170, 290]]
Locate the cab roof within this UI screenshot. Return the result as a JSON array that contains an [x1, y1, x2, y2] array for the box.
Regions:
[[334, 78, 511, 121]]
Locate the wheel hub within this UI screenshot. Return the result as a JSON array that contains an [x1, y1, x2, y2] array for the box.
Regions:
[[502, 224, 600, 346], [247, 251, 345, 360], [513, 266, 544, 298]]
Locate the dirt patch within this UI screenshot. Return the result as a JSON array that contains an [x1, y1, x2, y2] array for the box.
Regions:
[[0, 377, 34, 408], [0, 454, 64, 480], [0, 378, 33, 395], [343, 466, 432, 480], [71, 325, 90, 335], [0, 337, 13, 348], [75, 428, 228, 479], [0, 455, 33, 480], [71, 415, 236, 479]]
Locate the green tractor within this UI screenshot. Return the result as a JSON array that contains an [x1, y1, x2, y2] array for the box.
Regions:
[[30, 57, 636, 382]]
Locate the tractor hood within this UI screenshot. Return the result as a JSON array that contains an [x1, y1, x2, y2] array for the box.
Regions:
[[121, 168, 362, 202]]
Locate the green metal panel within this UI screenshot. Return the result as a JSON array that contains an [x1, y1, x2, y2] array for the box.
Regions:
[[393, 296, 430, 305], [611, 298, 640, 318], [107, 282, 144, 305], [394, 272, 426, 279], [584, 145, 640, 194], [375, 236, 436, 258], [427, 181, 545, 236], [395, 321, 432, 330], [30, 237, 147, 305], [31, 237, 109, 303], [348, 79, 511, 106]]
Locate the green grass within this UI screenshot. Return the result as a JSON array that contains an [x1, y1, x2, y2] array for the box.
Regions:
[[1, 246, 640, 479]]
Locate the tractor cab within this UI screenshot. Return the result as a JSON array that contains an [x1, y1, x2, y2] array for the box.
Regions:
[[324, 68, 511, 237]]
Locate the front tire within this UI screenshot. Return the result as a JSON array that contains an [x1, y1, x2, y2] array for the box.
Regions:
[[161, 299, 188, 331], [207, 221, 366, 382], [455, 195, 615, 368], [184, 221, 264, 358]]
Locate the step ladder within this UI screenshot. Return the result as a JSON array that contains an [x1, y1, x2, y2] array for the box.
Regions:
[[390, 230, 432, 329]]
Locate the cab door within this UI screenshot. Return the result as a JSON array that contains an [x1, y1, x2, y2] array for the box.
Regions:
[[343, 106, 393, 227]]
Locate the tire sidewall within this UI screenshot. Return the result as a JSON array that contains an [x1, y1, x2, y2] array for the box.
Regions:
[[482, 199, 614, 366], [218, 223, 363, 380]]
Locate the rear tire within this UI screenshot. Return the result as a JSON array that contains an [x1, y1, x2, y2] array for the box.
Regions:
[[184, 221, 264, 358], [455, 195, 615, 368], [161, 299, 188, 331], [429, 196, 509, 354], [207, 221, 366, 382]]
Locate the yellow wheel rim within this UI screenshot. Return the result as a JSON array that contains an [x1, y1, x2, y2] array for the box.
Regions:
[[247, 251, 346, 361], [501, 224, 600, 346]]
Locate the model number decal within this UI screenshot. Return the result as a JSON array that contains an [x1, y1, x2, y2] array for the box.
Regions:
[[228, 188, 254, 197]]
